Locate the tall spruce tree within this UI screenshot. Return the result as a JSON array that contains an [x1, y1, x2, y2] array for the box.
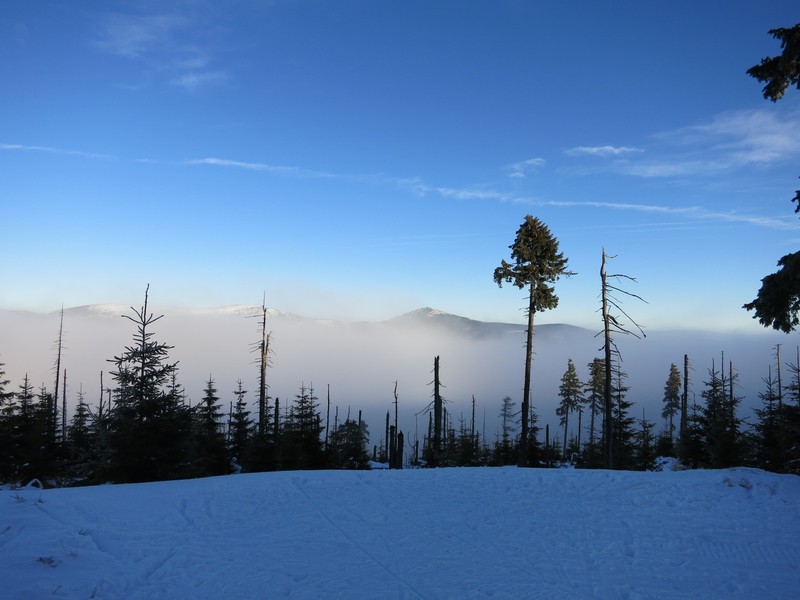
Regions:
[[494, 215, 573, 466]]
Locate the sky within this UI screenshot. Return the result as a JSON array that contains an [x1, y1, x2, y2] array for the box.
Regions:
[[2, 1, 800, 332]]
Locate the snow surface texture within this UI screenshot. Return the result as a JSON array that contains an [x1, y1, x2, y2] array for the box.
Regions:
[[2, 468, 799, 599]]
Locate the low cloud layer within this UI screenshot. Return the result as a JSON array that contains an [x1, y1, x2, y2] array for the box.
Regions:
[[0, 306, 790, 448]]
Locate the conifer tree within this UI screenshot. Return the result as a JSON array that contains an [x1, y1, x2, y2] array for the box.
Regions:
[[284, 383, 324, 469], [611, 368, 636, 470], [495, 396, 517, 465], [229, 379, 253, 469], [754, 368, 785, 470], [701, 358, 743, 468], [329, 416, 370, 469], [106, 286, 191, 483], [66, 389, 95, 479], [191, 376, 230, 477], [635, 410, 657, 471], [494, 215, 573, 466], [583, 358, 605, 466], [0, 360, 15, 481], [661, 363, 682, 451], [556, 359, 583, 459]]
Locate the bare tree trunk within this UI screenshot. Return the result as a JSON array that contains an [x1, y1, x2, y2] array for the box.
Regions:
[[385, 411, 390, 464], [325, 384, 331, 451], [258, 302, 269, 438], [395, 431, 404, 469], [61, 369, 67, 443], [520, 286, 535, 466], [53, 306, 64, 444], [433, 356, 442, 465], [776, 344, 783, 410], [601, 250, 613, 469], [471, 394, 477, 453], [680, 354, 688, 455], [393, 381, 399, 465]]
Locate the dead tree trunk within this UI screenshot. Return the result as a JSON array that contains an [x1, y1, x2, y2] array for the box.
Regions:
[[53, 306, 64, 444], [520, 287, 535, 467], [433, 356, 442, 465], [258, 302, 270, 438], [601, 251, 614, 469]]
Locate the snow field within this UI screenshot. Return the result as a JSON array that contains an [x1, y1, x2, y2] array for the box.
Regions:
[[1, 467, 799, 599]]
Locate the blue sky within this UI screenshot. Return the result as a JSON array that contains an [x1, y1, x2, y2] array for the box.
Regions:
[[2, 1, 799, 331]]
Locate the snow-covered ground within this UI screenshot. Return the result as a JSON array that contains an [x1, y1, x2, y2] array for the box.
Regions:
[[2, 467, 798, 599]]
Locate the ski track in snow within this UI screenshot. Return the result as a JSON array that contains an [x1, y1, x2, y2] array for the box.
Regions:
[[1, 467, 799, 599]]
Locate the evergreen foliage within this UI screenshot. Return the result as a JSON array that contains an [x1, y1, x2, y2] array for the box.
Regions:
[[556, 359, 583, 459], [743, 23, 800, 331], [494, 215, 573, 465], [105, 288, 192, 483], [661, 363, 682, 452], [582, 358, 605, 466], [282, 383, 324, 469], [191, 377, 230, 477], [328, 417, 370, 469]]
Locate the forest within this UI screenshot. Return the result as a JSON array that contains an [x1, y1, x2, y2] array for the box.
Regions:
[[1, 270, 799, 489]]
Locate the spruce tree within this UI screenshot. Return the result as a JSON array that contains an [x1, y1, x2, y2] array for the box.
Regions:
[[611, 368, 636, 470], [329, 417, 370, 469], [66, 389, 94, 480], [495, 396, 517, 465], [701, 358, 743, 468], [661, 363, 682, 452], [284, 383, 324, 469], [494, 215, 574, 465], [556, 359, 583, 459], [106, 287, 191, 483], [191, 376, 230, 477], [229, 379, 253, 470], [0, 360, 15, 481], [583, 358, 605, 466], [755, 368, 784, 470]]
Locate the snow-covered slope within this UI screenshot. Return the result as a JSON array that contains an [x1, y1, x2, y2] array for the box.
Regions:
[[3, 467, 798, 599]]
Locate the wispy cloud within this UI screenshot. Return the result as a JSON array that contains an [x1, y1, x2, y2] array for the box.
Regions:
[[95, 12, 229, 90], [542, 200, 799, 231], [507, 157, 546, 178], [562, 108, 800, 179], [172, 71, 229, 90], [1, 143, 113, 160], [183, 157, 337, 179], [95, 14, 185, 59], [610, 108, 800, 179], [565, 145, 644, 157], [665, 108, 800, 166]]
